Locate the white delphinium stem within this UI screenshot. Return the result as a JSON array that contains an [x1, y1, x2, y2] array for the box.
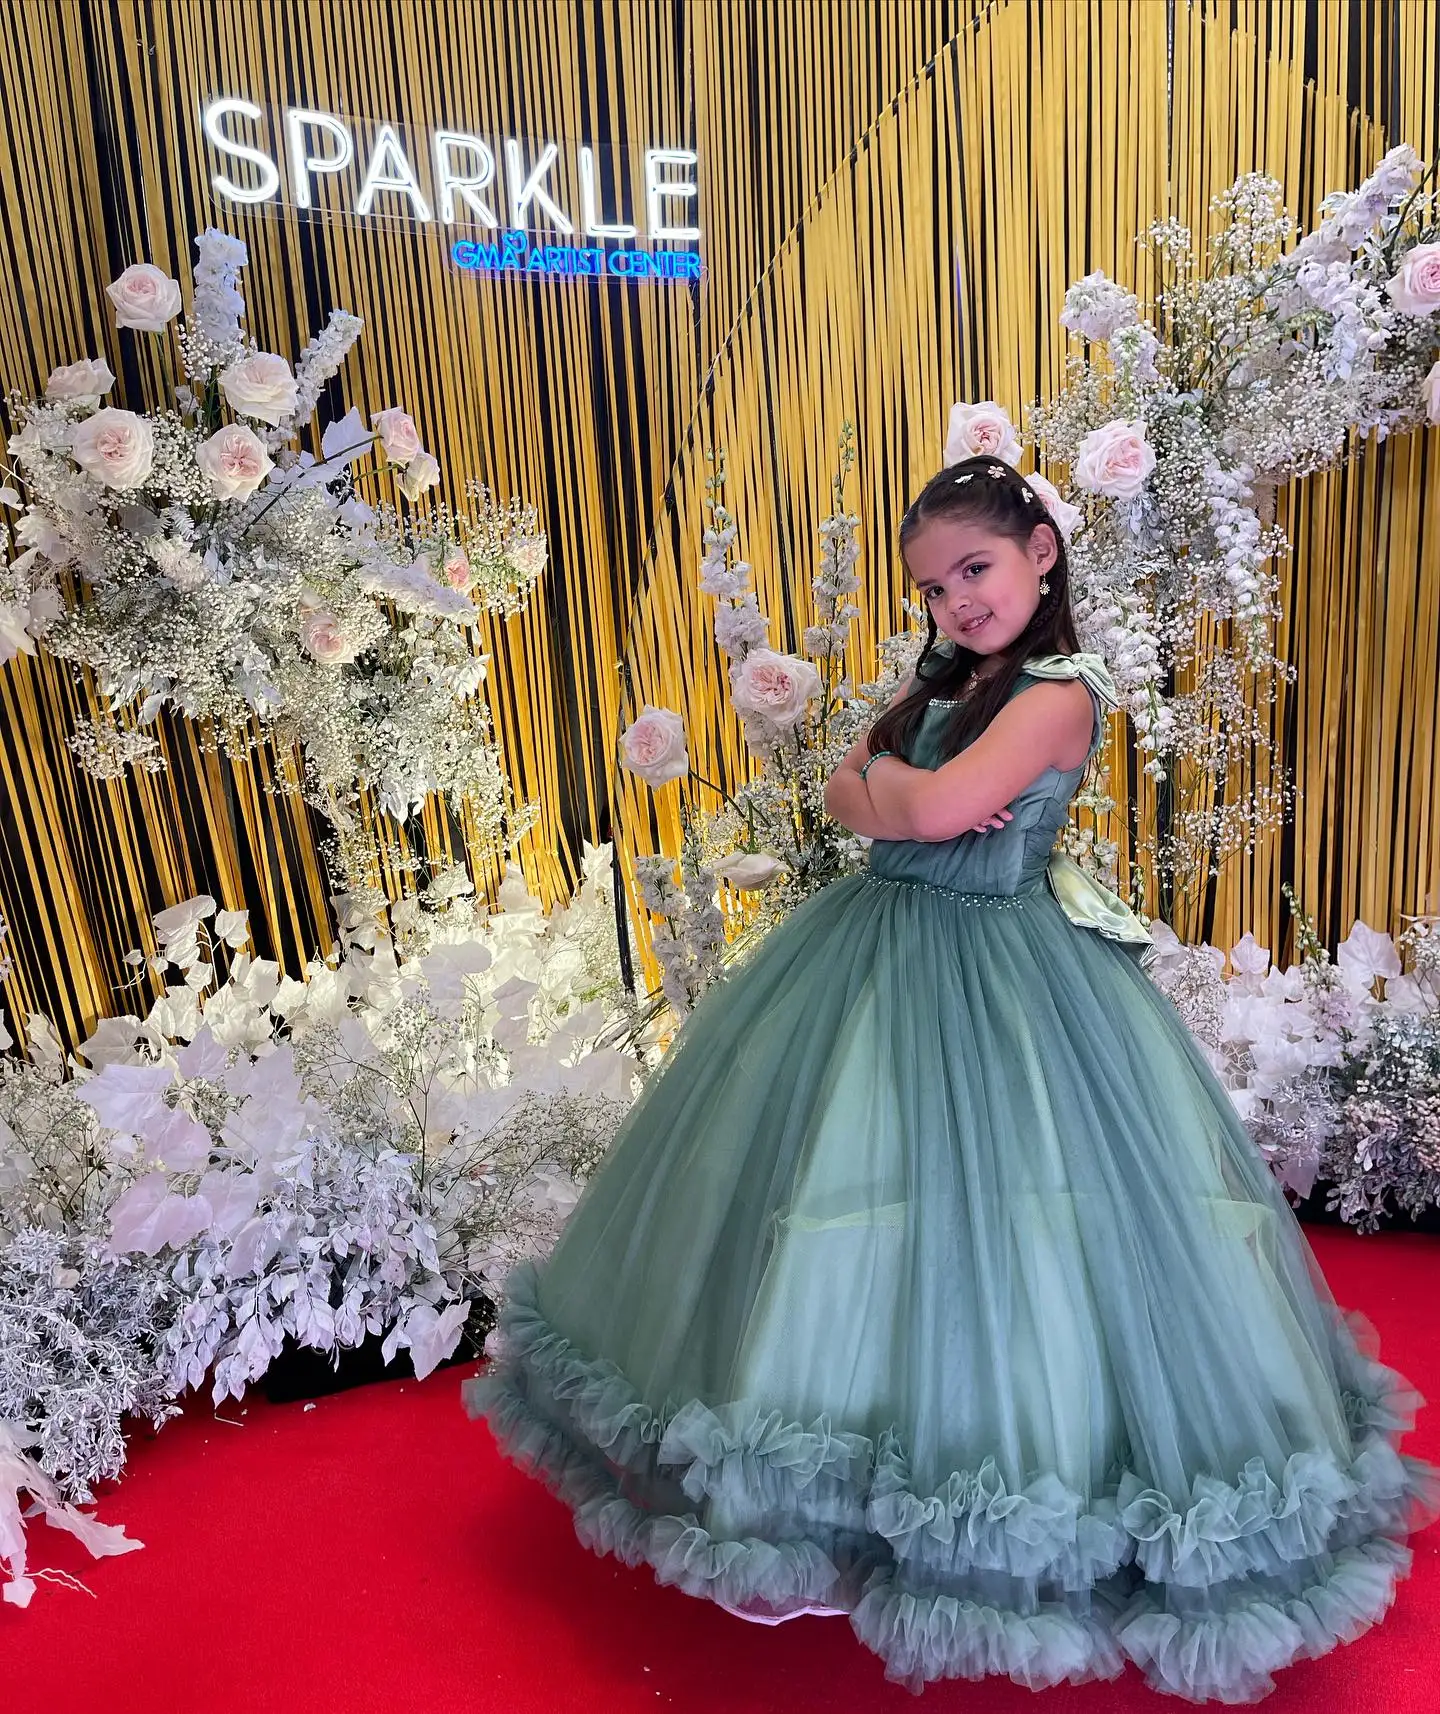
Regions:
[[186, 229, 249, 376], [267, 310, 365, 448]]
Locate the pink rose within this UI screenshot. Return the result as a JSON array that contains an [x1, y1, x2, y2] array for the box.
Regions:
[[69, 408, 154, 488], [1022, 471, 1083, 540], [371, 407, 424, 464], [728, 648, 822, 728], [219, 352, 299, 426], [45, 357, 116, 407], [196, 423, 274, 499], [397, 450, 440, 500], [106, 263, 183, 333], [943, 400, 1021, 467], [619, 707, 689, 786], [1422, 360, 1440, 424], [298, 600, 358, 666], [1388, 243, 1440, 316], [441, 547, 471, 590], [1073, 419, 1156, 501]]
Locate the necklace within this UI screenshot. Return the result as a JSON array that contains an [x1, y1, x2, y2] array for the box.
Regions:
[[929, 670, 997, 709]]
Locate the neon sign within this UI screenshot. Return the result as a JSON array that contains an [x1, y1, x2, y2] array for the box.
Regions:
[[200, 98, 703, 283], [451, 234, 701, 280]]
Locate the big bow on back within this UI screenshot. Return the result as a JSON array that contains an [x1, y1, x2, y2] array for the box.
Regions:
[[1024, 654, 1154, 957]]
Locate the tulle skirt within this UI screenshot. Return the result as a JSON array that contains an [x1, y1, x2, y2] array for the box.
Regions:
[[466, 872, 1440, 1701]]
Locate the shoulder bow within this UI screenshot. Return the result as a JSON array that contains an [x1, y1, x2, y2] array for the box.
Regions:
[[1022, 651, 1120, 710], [1023, 653, 1152, 957]]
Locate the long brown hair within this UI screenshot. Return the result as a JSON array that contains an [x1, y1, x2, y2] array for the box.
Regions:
[[867, 456, 1081, 763]]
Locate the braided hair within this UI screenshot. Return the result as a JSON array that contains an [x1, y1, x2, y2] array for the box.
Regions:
[[867, 456, 1080, 763]]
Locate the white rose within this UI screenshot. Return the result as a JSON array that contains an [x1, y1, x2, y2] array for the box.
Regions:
[[943, 400, 1022, 467], [298, 601, 359, 666], [1388, 243, 1440, 316], [397, 450, 440, 500], [508, 535, 548, 578], [371, 407, 424, 464], [1422, 360, 1440, 424], [219, 352, 299, 426], [1022, 471, 1084, 540], [714, 852, 787, 891], [1073, 419, 1156, 500], [45, 357, 116, 407], [106, 264, 182, 333], [196, 423, 275, 499], [619, 707, 689, 786], [69, 408, 154, 489], [729, 648, 823, 728]]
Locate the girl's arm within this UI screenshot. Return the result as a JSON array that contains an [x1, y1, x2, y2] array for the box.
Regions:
[[824, 765, 910, 839], [863, 680, 1093, 842], [822, 676, 917, 840]]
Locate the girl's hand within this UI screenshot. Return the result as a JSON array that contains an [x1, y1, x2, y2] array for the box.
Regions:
[[971, 809, 1013, 834]]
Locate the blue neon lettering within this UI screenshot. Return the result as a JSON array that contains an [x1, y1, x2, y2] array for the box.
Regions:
[[456, 238, 701, 283]]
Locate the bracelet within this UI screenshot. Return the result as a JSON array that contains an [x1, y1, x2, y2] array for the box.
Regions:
[[859, 750, 894, 781]]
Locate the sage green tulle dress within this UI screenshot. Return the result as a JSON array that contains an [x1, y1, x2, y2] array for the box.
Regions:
[[465, 655, 1439, 1702]]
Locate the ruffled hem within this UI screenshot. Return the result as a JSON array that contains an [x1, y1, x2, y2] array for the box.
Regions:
[[465, 1264, 1440, 1702], [851, 1564, 1128, 1692], [1113, 1538, 1411, 1704], [868, 1428, 1131, 1589], [468, 1357, 861, 1613]]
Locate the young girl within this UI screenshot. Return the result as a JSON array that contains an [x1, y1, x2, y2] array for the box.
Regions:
[[467, 456, 1438, 1702]]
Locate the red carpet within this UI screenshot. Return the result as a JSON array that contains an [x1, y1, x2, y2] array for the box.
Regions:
[[6, 1228, 1437, 1714]]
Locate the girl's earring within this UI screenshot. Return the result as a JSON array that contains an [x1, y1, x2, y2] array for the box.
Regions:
[[1039, 573, 1051, 596]]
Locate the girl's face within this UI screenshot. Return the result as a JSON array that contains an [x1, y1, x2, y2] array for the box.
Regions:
[[904, 516, 1058, 656]]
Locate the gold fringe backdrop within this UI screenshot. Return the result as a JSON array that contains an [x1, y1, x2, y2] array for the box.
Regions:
[[0, 0, 1436, 1049]]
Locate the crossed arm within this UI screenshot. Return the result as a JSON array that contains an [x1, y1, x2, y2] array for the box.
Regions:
[[823, 678, 1093, 844]]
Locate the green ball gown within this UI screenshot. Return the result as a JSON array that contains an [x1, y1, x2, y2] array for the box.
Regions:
[[466, 654, 1439, 1702]]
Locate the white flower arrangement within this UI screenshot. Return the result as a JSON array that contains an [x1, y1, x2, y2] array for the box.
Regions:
[[0, 842, 652, 1603], [932, 148, 1440, 918], [617, 427, 923, 1016], [0, 228, 548, 897], [1149, 888, 1440, 1224]]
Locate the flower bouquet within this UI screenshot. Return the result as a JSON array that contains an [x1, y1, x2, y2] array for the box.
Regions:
[[1009, 148, 1440, 918], [0, 842, 647, 1604], [0, 228, 547, 901], [1147, 887, 1440, 1223], [617, 429, 922, 1017]]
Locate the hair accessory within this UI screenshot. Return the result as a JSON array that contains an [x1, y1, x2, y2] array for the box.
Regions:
[[986, 464, 1006, 478], [954, 473, 974, 485], [1019, 485, 1034, 502]]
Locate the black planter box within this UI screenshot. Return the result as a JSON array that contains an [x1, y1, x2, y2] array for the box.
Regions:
[[261, 1300, 495, 1403], [1293, 1182, 1440, 1235]]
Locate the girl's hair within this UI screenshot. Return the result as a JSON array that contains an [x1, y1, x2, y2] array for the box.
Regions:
[[867, 456, 1080, 763]]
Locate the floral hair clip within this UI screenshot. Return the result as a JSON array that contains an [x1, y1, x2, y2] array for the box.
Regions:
[[986, 464, 1006, 478], [954, 472, 974, 485]]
